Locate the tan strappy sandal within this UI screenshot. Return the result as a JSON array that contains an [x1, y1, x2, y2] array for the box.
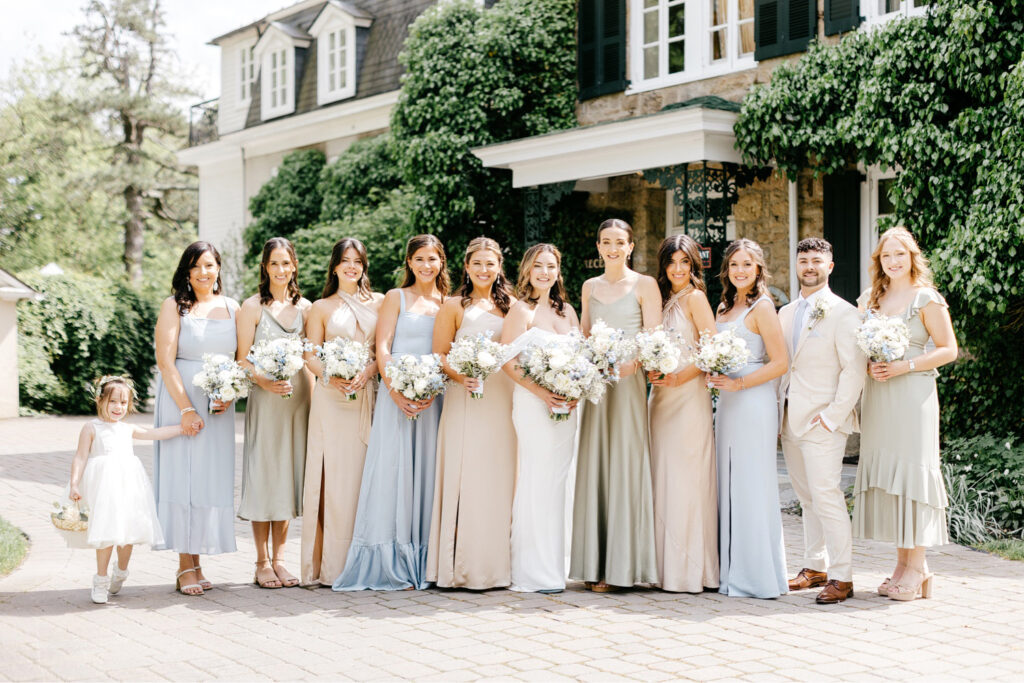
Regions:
[[175, 568, 204, 596]]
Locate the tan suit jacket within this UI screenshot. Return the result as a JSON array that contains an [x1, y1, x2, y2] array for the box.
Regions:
[[777, 289, 865, 437]]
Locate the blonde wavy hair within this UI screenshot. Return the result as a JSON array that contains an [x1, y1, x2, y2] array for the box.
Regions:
[[867, 227, 934, 310]]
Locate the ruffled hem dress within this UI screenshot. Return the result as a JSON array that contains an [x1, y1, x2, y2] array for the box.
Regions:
[[853, 288, 950, 548]]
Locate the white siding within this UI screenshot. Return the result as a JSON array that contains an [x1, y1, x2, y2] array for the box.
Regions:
[[0, 301, 19, 418], [197, 156, 246, 297], [218, 35, 257, 136]]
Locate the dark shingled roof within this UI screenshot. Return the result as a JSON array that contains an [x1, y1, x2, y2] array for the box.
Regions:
[[242, 0, 436, 129]]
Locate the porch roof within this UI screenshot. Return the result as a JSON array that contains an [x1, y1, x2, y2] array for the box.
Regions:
[[0, 269, 42, 303], [472, 98, 743, 189]]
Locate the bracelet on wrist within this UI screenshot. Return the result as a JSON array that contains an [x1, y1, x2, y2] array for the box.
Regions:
[[180, 406, 196, 416]]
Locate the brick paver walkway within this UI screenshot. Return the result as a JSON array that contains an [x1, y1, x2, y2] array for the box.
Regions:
[[1, 414, 1022, 681]]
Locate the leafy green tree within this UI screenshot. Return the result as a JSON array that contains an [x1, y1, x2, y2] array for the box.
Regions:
[[733, 0, 1024, 438], [72, 0, 198, 286], [391, 0, 577, 258], [245, 149, 326, 263], [319, 134, 404, 221]]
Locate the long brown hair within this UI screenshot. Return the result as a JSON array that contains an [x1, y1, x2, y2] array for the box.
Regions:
[[656, 234, 706, 304], [719, 238, 770, 314], [456, 237, 513, 315], [597, 217, 634, 268], [516, 243, 567, 317], [867, 227, 934, 310], [172, 241, 223, 316], [400, 234, 450, 296], [322, 237, 372, 299], [258, 237, 301, 305], [94, 375, 138, 420]]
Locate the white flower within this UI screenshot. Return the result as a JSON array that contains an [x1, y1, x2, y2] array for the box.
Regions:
[[808, 297, 832, 328]]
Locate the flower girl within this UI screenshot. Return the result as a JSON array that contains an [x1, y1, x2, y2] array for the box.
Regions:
[[67, 376, 183, 604]]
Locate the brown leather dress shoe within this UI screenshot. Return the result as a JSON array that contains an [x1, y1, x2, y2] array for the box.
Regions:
[[816, 580, 854, 604], [788, 568, 828, 591]]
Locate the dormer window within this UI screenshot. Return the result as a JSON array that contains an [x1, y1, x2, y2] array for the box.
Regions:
[[253, 22, 310, 121], [310, 1, 373, 106]]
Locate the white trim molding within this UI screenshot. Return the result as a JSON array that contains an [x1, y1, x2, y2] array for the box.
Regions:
[[865, 0, 931, 27], [472, 106, 741, 188], [309, 1, 371, 106], [254, 23, 312, 121]]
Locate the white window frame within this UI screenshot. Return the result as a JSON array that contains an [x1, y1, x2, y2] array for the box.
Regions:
[[239, 45, 256, 103], [628, 0, 755, 94], [316, 16, 357, 105], [865, 0, 931, 27], [858, 165, 899, 292], [259, 35, 295, 120]]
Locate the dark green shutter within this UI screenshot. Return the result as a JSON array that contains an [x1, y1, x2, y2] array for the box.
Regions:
[[754, 0, 817, 62], [824, 0, 861, 36], [578, 0, 627, 101], [823, 171, 863, 304]]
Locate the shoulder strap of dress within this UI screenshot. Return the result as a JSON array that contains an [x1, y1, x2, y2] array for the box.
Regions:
[[739, 295, 771, 321], [398, 289, 407, 314]]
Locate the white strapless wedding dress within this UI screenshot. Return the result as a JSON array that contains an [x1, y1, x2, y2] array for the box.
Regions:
[[507, 327, 579, 592]]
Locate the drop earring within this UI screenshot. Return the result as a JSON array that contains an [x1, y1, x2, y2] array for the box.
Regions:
[[213, 281, 220, 293]]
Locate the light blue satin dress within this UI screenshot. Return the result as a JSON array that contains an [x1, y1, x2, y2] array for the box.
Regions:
[[715, 296, 788, 598], [333, 290, 443, 591], [153, 299, 239, 555]]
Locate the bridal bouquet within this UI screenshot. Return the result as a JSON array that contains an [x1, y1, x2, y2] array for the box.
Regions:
[[247, 336, 311, 399], [690, 329, 751, 397], [584, 319, 636, 382], [635, 325, 686, 379], [385, 353, 447, 420], [192, 353, 251, 411], [856, 311, 910, 362], [446, 331, 506, 399], [520, 333, 605, 421], [316, 338, 371, 400]]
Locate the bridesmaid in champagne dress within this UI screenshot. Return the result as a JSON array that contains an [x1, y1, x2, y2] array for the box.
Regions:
[[570, 219, 662, 591], [427, 237, 517, 589], [236, 238, 312, 589], [333, 235, 448, 591], [853, 227, 957, 601], [501, 243, 582, 593], [647, 235, 720, 593], [709, 239, 789, 599], [300, 238, 383, 586], [153, 242, 238, 596]]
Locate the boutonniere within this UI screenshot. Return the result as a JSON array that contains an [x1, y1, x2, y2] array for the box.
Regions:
[[807, 297, 832, 329]]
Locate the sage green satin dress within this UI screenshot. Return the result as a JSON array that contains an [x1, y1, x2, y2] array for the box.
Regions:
[[570, 288, 658, 586]]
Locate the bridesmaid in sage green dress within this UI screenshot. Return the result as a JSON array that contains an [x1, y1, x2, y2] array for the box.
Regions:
[[853, 227, 958, 602], [236, 238, 312, 589], [570, 219, 662, 591]]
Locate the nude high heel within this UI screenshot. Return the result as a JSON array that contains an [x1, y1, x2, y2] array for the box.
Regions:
[[888, 570, 933, 601]]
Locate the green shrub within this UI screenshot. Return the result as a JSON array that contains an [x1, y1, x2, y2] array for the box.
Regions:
[[319, 134, 404, 221], [244, 149, 326, 263], [943, 434, 1024, 537], [17, 271, 157, 414], [292, 188, 419, 300], [0, 516, 28, 576]]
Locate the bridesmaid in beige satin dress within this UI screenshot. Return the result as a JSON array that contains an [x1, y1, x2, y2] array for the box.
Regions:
[[427, 237, 518, 589], [300, 238, 383, 586], [647, 235, 720, 593]]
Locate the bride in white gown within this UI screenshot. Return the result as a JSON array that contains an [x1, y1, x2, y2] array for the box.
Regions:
[[501, 244, 582, 593]]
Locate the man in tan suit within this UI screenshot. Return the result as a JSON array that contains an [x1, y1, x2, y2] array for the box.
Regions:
[[778, 238, 865, 604]]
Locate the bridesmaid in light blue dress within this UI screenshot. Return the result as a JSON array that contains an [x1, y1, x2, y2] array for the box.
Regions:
[[153, 242, 238, 596], [334, 235, 449, 591], [708, 239, 789, 599]]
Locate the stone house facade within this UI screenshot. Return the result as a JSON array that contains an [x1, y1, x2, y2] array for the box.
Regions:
[[475, 0, 930, 305]]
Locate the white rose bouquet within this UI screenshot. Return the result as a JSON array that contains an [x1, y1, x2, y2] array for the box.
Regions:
[[635, 325, 686, 379], [445, 330, 506, 399], [192, 353, 251, 411], [583, 318, 636, 382], [520, 333, 605, 421], [247, 336, 311, 399], [690, 329, 752, 397], [316, 338, 371, 400], [856, 311, 910, 362], [384, 353, 447, 420]]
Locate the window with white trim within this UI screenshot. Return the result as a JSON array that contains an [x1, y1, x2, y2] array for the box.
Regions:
[[261, 43, 294, 120], [316, 20, 357, 104], [866, 0, 930, 25], [239, 46, 255, 102], [630, 0, 756, 93]]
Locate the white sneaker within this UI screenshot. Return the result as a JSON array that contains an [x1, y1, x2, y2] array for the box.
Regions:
[[91, 574, 109, 604], [109, 567, 128, 595]]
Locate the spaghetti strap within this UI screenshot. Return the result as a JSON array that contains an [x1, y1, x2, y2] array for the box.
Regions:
[[739, 296, 771, 321], [399, 289, 407, 314]]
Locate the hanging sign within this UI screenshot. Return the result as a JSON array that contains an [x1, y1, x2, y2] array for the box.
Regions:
[[699, 245, 712, 270]]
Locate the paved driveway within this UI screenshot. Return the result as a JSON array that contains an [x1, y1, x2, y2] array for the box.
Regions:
[[1, 415, 1021, 681]]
